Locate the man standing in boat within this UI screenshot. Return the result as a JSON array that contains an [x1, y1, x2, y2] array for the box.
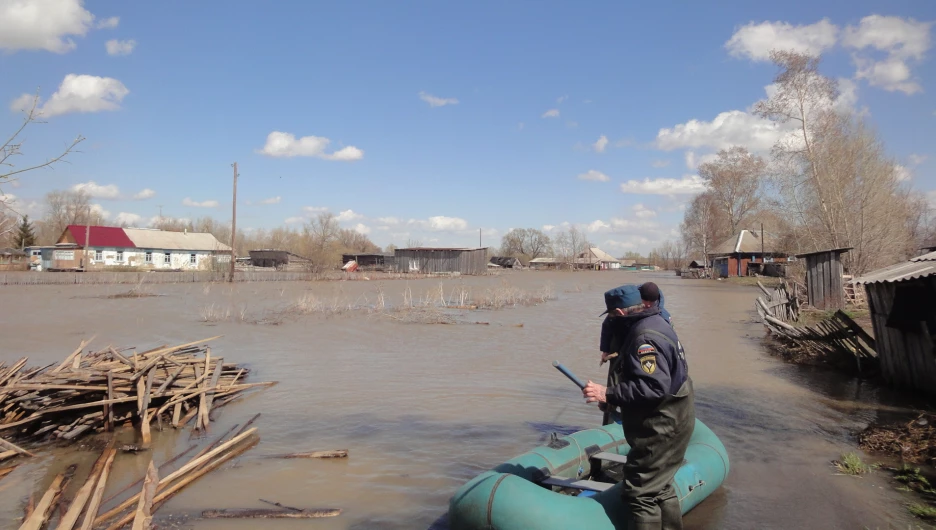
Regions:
[[583, 282, 695, 530]]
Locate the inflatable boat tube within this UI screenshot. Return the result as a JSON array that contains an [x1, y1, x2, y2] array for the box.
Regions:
[[448, 418, 729, 530]]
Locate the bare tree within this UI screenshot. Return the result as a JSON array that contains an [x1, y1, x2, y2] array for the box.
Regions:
[[499, 228, 552, 262], [41, 189, 108, 242], [698, 146, 766, 235], [553, 226, 589, 269], [680, 192, 724, 266]]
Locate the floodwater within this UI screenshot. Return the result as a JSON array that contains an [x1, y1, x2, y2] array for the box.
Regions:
[[0, 271, 928, 529]]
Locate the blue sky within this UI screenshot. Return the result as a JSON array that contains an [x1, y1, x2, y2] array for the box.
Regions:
[[1, 0, 934, 254]]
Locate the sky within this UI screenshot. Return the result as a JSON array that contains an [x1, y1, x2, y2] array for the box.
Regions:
[[1, 0, 934, 255]]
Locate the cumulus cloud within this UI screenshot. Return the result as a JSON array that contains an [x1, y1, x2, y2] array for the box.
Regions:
[[10, 74, 129, 117], [284, 216, 305, 224], [656, 110, 785, 153], [633, 204, 657, 219], [90, 203, 110, 220], [105, 38, 135, 56], [377, 216, 400, 225], [96, 16, 119, 29], [651, 159, 671, 168], [542, 224, 556, 232], [592, 135, 609, 153], [259, 196, 281, 205], [258, 131, 363, 161], [0, 0, 94, 53], [725, 19, 839, 61], [182, 198, 219, 208], [619, 175, 708, 195], [418, 91, 459, 107], [577, 170, 610, 182], [353, 223, 371, 235], [894, 164, 912, 182], [337, 209, 363, 222], [409, 216, 468, 231], [133, 188, 155, 200], [684, 151, 719, 170], [72, 181, 120, 199], [542, 109, 560, 118], [114, 212, 142, 226]]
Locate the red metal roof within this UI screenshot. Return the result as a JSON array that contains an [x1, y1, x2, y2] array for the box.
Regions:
[[66, 225, 136, 248]]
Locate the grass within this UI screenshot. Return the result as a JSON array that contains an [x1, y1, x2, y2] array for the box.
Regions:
[[907, 503, 936, 520], [833, 452, 871, 475]]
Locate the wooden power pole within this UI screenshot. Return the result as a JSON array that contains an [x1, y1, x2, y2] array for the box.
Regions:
[[229, 162, 238, 283]]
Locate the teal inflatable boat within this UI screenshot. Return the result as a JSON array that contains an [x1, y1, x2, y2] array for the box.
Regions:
[[448, 418, 729, 530]]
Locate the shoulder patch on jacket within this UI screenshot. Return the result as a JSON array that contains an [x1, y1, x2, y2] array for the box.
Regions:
[[637, 343, 657, 375]]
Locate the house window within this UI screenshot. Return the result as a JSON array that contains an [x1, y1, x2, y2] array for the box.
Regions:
[[145, 251, 153, 263], [164, 252, 171, 263], [95, 250, 102, 261], [116, 251, 124, 262], [189, 253, 196, 265]]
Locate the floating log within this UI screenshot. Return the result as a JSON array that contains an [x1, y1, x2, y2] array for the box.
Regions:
[[267, 450, 349, 459], [201, 508, 342, 519], [259, 498, 302, 512]]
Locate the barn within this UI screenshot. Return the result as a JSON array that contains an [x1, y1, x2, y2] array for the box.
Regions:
[[393, 247, 488, 275]]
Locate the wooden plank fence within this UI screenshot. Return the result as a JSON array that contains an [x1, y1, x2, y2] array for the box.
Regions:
[[755, 281, 877, 372]]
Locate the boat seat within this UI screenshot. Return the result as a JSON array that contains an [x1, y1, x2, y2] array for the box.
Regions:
[[539, 477, 614, 492], [590, 451, 627, 465]]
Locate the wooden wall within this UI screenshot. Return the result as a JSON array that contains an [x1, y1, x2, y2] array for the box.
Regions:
[[865, 278, 936, 396], [804, 251, 845, 309]]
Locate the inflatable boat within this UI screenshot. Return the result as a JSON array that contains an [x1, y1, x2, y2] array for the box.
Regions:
[[447, 418, 729, 530]]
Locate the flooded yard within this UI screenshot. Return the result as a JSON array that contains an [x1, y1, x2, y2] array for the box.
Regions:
[[0, 271, 926, 529]]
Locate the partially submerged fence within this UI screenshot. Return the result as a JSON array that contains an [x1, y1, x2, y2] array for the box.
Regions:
[[755, 280, 877, 372], [0, 270, 459, 286]]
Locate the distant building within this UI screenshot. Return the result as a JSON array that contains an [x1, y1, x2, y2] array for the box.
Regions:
[[341, 253, 394, 271], [489, 256, 523, 269], [708, 229, 789, 278], [393, 247, 488, 275], [573, 247, 621, 270], [250, 249, 313, 270], [50, 225, 231, 271], [528, 257, 560, 270]]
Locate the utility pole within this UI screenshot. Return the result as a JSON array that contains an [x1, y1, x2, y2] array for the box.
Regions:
[[479, 228, 481, 248], [229, 162, 238, 283], [84, 204, 91, 270]]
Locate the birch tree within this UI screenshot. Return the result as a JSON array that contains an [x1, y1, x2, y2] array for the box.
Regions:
[[698, 146, 766, 235]]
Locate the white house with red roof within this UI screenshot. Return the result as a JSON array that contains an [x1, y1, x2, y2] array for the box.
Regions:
[[51, 225, 231, 271]]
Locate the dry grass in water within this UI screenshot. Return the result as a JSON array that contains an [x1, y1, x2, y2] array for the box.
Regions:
[[472, 280, 556, 309], [832, 452, 870, 476], [859, 413, 936, 465]]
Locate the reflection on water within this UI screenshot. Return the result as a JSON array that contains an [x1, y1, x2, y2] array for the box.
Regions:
[[0, 272, 925, 529]]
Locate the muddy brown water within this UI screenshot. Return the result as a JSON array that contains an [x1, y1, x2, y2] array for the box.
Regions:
[[0, 271, 927, 529]]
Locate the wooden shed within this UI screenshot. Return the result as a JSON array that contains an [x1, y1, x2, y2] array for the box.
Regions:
[[853, 250, 936, 396], [393, 247, 488, 275], [795, 247, 852, 310]]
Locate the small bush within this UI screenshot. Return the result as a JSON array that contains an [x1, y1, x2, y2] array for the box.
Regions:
[[833, 452, 870, 475]]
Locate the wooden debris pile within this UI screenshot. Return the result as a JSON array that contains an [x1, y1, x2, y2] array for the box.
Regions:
[[1, 336, 275, 457]]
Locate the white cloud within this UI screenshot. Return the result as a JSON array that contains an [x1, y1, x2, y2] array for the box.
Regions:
[[259, 196, 281, 205], [0, 0, 94, 53], [11, 74, 129, 117], [182, 198, 219, 208], [377, 216, 400, 225], [409, 216, 468, 231], [557, 95, 568, 104], [114, 212, 142, 225], [651, 159, 670, 168], [633, 204, 657, 219], [684, 151, 719, 170], [910, 154, 928, 166], [592, 135, 609, 153], [284, 216, 305, 224], [258, 131, 363, 161], [72, 181, 120, 199], [418, 91, 459, 107], [353, 223, 371, 235], [843, 15, 933, 95], [133, 188, 155, 200], [96, 16, 119, 29], [542, 109, 560, 118], [586, 220, 610, 233], [656, 109, 785, 153], [725, 18, 839, 61], [303, 206, 329, 214], [337, 209, 363, 222], [894, 164, 912, 182], [620, 175, 708, 195], [90, 203, 110, 219], [105, 39, 135, 56], [542, 224, 556, 232], [577, 170, 610, 182]]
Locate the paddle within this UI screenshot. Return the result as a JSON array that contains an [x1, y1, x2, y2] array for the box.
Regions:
[[552, 361, 586, 390]]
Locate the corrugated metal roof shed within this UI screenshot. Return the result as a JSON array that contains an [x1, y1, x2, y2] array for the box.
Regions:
[[124, 228, 231, 252], [710, 229, 779, 255], [853, 251, 936, 284], [66, 225, 137, 248]]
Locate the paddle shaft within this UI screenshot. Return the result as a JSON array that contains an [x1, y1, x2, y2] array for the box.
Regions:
[[551, 361, 586, 390]]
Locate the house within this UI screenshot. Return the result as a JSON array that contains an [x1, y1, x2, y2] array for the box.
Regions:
[[0, 248, 28, 271], [51, 225, 231, 271], [853, 250, 936, 396], [573, 247, 621, 270], [489, 256, 523, 269], [528, 257, 560, 270], [393, 247, 489, 275], [341, 253, 394, 271], [708, 229, 789, 278]]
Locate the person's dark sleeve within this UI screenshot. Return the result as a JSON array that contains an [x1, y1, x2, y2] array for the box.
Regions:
[[605, 337, 671, 408], [600, 317, 612, 352]]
